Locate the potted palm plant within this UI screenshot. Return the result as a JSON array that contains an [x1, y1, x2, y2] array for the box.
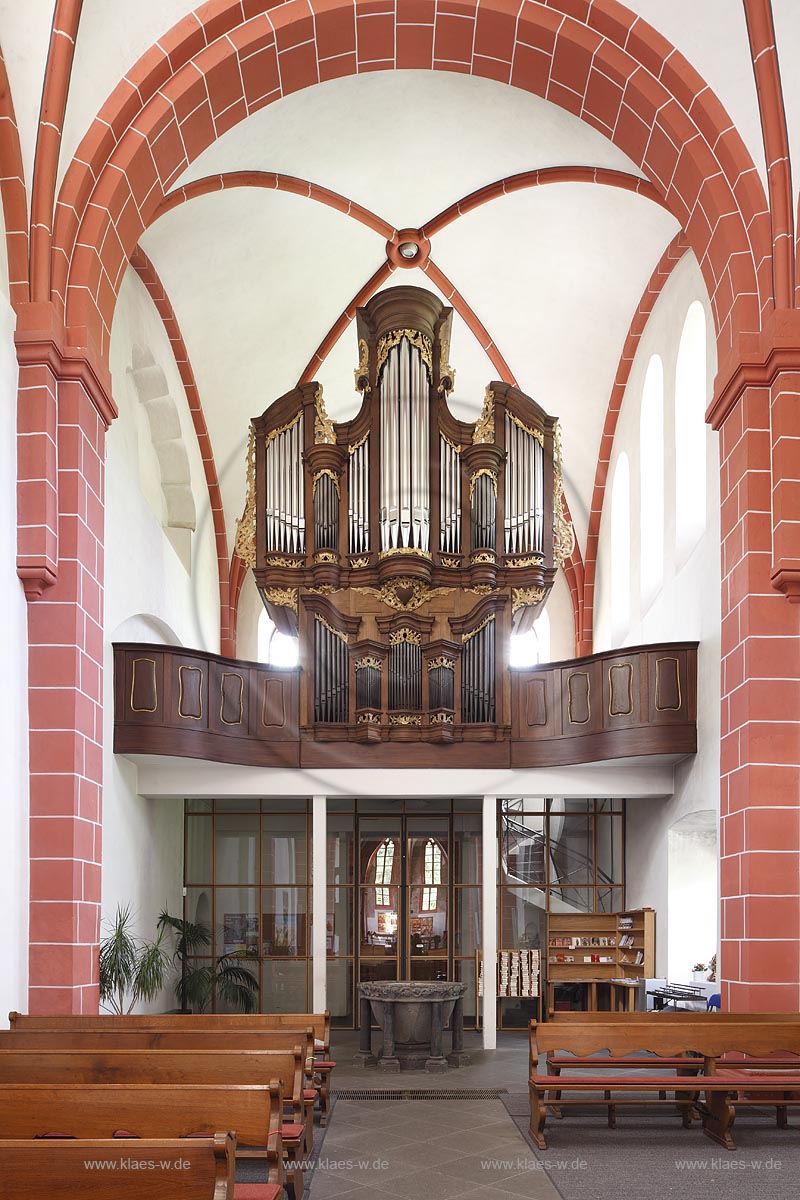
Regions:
[[99, 905, 171, 1014], [158, 910, 260, 1013]]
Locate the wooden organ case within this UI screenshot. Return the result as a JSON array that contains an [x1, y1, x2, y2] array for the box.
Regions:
[[238, 286, 574, 745]]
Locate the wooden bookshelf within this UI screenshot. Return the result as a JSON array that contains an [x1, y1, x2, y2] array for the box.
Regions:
[[545, 908, 655, 1014]]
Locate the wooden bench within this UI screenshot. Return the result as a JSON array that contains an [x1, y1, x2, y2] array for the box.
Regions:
[[7, 1011, 336, 1125], [0, 1132, 238, 1200], [529, 1017, 800, 1150], [0, 1030, 319, 1154], [0, 1047, 311, 1160], [0, 1083, 292, 1199]]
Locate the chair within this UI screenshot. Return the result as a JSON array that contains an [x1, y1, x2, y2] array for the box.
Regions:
[[707, 992, 721, 1011]]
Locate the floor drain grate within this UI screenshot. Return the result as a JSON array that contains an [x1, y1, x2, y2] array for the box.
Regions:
[[333, 1088, 508, 1100]]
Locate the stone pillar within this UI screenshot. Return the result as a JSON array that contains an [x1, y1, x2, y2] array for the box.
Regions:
[[426, 1001, 447, 1073], [482, 794, 497, 1047], [354, 995, 375, 1067], [312, 794, 327, 1013], [377, 1001, 400, 1072], [19, 309, 117, 1013], [711, 320, 800, 1010]]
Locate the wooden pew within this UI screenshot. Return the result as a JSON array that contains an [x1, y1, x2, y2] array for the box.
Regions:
[[0, 1031, 317, 1153], [0, 1083, 294, 1199], [529, 1016, 800, 1150], [0, 1132, 237, 1200], [0, 1048, 310, 1161], [7, 1012, 335, 1125]]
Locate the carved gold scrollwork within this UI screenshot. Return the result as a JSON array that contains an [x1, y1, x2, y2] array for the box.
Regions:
[[314, 551, 339, 563], [506, 555, 544, 568], [389, 714, 422, 726], [357, 712, 381, 724], [234, 425, 257, 569], [348, 430, 369, 454], [349, 556, 370, 568], [354, 577, 451, 612], [389, 627, 421, 646], [553, 419, 576, 567], [378, 547, 432, 561], [265, 555, 304, 568], [312, 468, 341, 497], [265, 409, 301, 446], [470, 551, 496, 564], [462, 613, 495, 643], [427, 657, 455, 671], [314, 386, 336, 445], [430, 712, 454, 724], [314, 613, 348, 643], [355, 657, 383, 671], [440, 555, 461, 568], [354, 339, 370, 392], [306, 585, 337, 595], [512, 586, 546, 613], [262, 587, 298, 612], [507, 409, 545, 446], [440, 431, 463, 454], [376, 329, 433, 377], [473, 387, 495, 444], [438, 337, 456, 394], [468, 584, 494, 596], [469, 468, 498, 500]]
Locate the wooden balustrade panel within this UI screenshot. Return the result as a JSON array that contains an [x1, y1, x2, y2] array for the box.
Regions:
[[114, 641, 696, 768]]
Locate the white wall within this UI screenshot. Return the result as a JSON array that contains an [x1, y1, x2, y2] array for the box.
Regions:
[[594, 251, 721, 980], [101, 267, 223, 1010], [0, 208, 30, 1026]]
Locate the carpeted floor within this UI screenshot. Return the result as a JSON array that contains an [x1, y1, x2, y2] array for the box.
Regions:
[[502, 1091, 800, 1200], [293, 1033, 800, 1200]]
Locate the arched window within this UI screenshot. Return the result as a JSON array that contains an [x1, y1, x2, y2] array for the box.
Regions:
[[257, 609, 300, 667], [640, 355, 664, 605], [374, 839, 395, 907], [422, 838, 443, 911], [509, 609, 551, 668], [675, 301, 707, 555], [610, 452, 631, 642]]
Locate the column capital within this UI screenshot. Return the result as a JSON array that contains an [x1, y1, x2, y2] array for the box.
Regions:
[[709, 308, 800, 430], [15, 300, 117, 428]]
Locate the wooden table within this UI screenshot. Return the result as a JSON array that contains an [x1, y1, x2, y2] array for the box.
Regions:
[[548, 977, 640, 1014]]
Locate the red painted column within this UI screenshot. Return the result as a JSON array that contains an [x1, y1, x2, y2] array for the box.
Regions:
[[714, 325, 800, 1011], [19, 308, 115, 1013]]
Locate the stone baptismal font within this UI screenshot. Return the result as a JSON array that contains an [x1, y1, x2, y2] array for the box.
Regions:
[[356, 980, 470, 1073]]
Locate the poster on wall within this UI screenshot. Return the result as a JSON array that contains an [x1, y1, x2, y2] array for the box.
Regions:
[[223, 913, 259, 957]]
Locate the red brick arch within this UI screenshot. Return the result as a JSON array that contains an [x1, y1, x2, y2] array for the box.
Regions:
[[52, 0, 769, 370]]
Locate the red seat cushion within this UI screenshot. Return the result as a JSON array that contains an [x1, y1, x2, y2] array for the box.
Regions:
[[234, 1186, 283, 1200], [303, 1088, 317, 1100], [315, 1060, 336, 1069], [281, 1124, 305, 1139]]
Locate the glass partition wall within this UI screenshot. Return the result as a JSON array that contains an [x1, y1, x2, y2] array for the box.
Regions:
[[183, 796, 623, 1027], [497, 797, 625, 1027], [184, 798, 311, 1013]]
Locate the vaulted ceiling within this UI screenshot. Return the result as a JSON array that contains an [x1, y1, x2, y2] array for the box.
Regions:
[[1, 0, 796, 611]]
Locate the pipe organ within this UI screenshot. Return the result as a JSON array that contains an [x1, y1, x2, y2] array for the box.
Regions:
[[238, 286, 573, 744]]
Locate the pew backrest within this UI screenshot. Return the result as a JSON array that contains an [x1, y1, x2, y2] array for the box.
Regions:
[[0, 1028, 314, 1067], [0, 1049, 304, 1110], [8, 1011, 332, 1050], [0, 1083, 282, 1158], [530, 1018, 800, 1062], [0, 1133, 234, 1200]]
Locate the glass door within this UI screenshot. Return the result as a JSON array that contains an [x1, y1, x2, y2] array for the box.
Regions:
[[407, 818, 449, 981], [358, 817, 402, 984]]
